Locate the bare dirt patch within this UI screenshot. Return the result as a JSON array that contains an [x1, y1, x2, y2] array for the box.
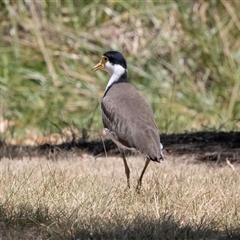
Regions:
[[1, 131, 239, 163]]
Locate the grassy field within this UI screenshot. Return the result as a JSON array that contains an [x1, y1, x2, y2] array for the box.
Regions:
[[1, 1, 240, 141], [1, 2, 240, 239], [0, 155, 239, 239]]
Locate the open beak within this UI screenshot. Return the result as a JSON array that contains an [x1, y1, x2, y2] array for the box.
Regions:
[[92, 60, 104, 72]]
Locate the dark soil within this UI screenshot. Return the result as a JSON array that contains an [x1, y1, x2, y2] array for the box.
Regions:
[[0, 131, 240, 163]]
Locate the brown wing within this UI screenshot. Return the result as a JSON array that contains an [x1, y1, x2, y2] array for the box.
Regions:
[[101, 82, 163, 162]]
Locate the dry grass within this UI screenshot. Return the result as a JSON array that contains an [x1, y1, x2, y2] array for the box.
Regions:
[[0, 154, 239, 239]]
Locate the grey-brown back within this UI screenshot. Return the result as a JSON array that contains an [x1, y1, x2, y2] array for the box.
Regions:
[[101, 82, 163, 162]]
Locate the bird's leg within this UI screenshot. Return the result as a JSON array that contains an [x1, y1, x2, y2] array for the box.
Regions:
[[120, 150, 130, 188], [136, 158, 151, 192]]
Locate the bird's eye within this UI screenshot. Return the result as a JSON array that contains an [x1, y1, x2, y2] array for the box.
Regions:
[[103, 56, 108, 62]]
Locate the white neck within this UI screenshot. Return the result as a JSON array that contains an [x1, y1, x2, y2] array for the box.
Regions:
[[104, 62, 126, 94]]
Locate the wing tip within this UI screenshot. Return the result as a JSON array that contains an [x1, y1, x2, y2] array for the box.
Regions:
[[150, 152, 164, 163]]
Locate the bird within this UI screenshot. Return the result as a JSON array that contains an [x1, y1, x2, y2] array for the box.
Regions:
[[92, 51, 164, 190]]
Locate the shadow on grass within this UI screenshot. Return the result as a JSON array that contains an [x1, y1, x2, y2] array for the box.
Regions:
[[0, 203, 239, 240], [1, 131, 240, 163]]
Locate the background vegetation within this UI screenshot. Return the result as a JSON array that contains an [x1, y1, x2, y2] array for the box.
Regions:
[[1, 0, 240, 140]]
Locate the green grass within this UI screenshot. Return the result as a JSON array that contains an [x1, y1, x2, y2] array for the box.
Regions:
[[0, 155, 239, 239], [0, 1, 240, 140]]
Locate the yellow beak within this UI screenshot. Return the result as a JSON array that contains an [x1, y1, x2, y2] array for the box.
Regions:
[[92, 60, 104, 72]]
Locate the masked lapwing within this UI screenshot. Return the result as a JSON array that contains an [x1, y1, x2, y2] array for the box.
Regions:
[[92, 51, 164, 190]]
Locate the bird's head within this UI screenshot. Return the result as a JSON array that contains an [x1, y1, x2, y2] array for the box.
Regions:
[[92, 51, 127, 76]]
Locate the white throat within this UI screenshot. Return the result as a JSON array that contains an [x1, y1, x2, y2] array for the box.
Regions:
[[104, 62, 126, 93]]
